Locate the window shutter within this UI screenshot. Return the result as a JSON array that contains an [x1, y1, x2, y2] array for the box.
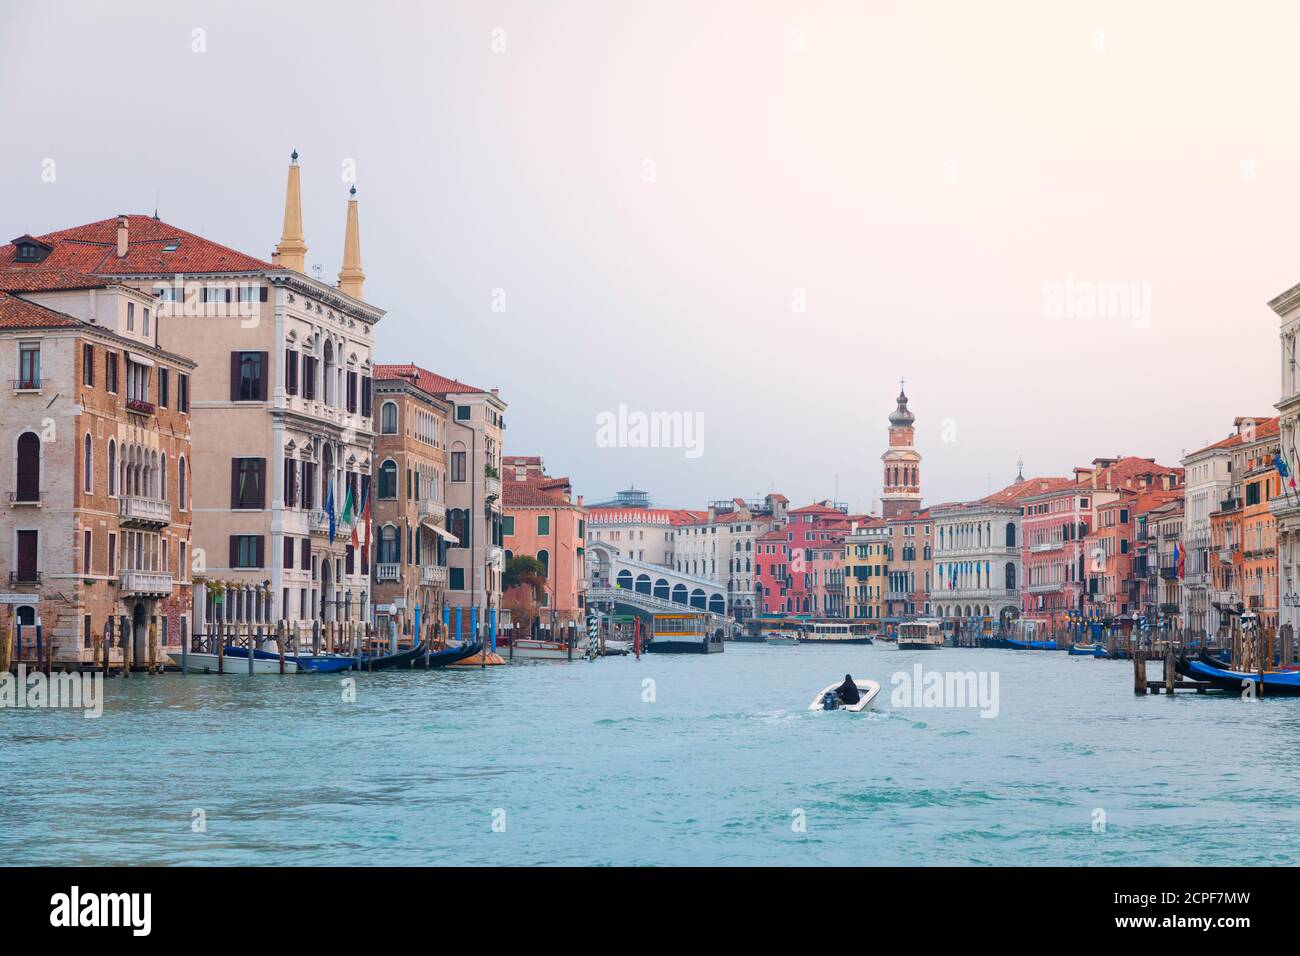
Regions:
[[284, 456, 294, 506], [229, 535, 238, 568], [285, 349, 297, 396], [258, 352, 269, 401], [283, 536, 294, 569], [255, 458, 267, 508], [230, 459, 240, 509], [255, 535, 265, 568], [301, 538, 311, 570], [230, 352, 240, 402]]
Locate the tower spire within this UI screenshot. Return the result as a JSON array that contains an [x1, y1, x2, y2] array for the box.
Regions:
[[275, 149, 308, 273], [338, 183, 365, 300], [1016, 455, 1025, 482]]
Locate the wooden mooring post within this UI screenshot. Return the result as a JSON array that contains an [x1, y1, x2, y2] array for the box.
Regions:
[[276, 620, 286, 675]]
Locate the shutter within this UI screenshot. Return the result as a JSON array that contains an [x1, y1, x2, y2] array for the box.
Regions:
[[229, 535, 238, 568], [283, 536, 294, 569], [230, 352, 241, 401], [230, 459, 240, 509], [255, 535, 265, 568], [284, 456, 293, 506], [256, 458, 267, 508], [285, 349, 296, 396], [301, 538, 311, 570], [361, 376, 371, 417], [258, 352, 269, 401]]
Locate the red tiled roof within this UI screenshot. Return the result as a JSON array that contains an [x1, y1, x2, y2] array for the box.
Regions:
[[374, 363, 486, 397], [0, 215, 274, 276], [0, 267, 116, 292], [1077, 455, 1185, 490], [1184, 418, 1280, 458], [503, 476, 575, 507], [0, 292, 82, 329]]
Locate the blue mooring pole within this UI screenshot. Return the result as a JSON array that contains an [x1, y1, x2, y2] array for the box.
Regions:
[[455, 606, 463, 645]]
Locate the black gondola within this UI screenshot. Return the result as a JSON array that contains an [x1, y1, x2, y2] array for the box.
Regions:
[[1198, 648, 1232, 671], [359, 641, 481, 671]]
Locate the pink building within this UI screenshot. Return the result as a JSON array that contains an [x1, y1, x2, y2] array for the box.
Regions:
[[501, 455, 586, 633], [755, 502, 854, 615]]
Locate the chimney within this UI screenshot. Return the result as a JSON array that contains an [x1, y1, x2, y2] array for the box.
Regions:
[[116, 215, 129, 258]]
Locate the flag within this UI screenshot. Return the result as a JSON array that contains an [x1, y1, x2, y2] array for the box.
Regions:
[[341, 483, 356, 534], [1174, 541, 1184, 580], [1276, 453, 1290, 479], [351, 482, 369, 550], [326, 481, 336, 544]]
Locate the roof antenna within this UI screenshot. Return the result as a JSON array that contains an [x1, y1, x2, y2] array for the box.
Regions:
[[153, 190, 160, 220]]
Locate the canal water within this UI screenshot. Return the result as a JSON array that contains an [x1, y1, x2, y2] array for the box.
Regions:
[[2, 644, 1297, 866]]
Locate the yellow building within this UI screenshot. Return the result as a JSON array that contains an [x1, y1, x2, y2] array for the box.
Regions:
[[844, 517, 889, 627]]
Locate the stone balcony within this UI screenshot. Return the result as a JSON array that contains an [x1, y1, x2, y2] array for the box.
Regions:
[[309, 510, 330, 535], [375, 563, 400, 582], [421, 565, 447, 587], [119, 570, 173, 596], [1027, 581, 1064, 594], [1030, 540, 1063, 553], [118, 494, 172, 526], [484, 475, 501, 500]]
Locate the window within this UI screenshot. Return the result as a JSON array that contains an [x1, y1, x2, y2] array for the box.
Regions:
[[158, 368, 169, 408], [346, 371, 358, 414], [451, 451, 466, 482], [230, 535, 264, 569], [537, 515, 551, 536], [285, 349, 299, 396], [15, 432, 40, 502], [283, 536, 295, 569], [106, 353, 118, 393], [127, 302, 135, 331], [232, 351, 266, 401], [17, 343, 40, 389], [178, 373, 189, 412], [108, 441, 117, 496], [83, 434, 92, 492], [456, 405, 470, 421], [378, 460, 398, 499], [378, 526, 400, 564], [178, 457, 186, 510], [449, 567, 465, 590], [502, 515, 515, 537], [381, 402, 398, 434], [82, 344, 94, 386], [230, 458, 266, 509], [82, 529, 92, 575]]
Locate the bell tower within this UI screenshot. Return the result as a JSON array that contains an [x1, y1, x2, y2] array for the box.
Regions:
[[880, 380, 922, 519]]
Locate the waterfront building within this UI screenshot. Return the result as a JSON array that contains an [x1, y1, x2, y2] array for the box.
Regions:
[[1147, 497, 1185, 631], [0, 270, 195, 663], [369, 365, 455, 640], [375, 364, 506, 626], [585, 492, 704, 567], [1020, 476, 1094, 635], [884, 509, 933, 623], [501, 455, 587, 634], [880, 384, 921, 519], [754, 501, 855, 615], [844, 517, 890, 625], [1271, 279, 1300, 641], [932, 475, 1071, 633], [1241, 452, 1281, 632], [668, 494, 787, 619], [1082, 475, 1183, 622], [1181, 429, 1242, 638]]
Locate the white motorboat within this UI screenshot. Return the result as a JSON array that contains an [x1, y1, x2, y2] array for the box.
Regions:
[[808, 678, 881, 712], [764, 634, 800, 646], [602, 639, 633, 656], [505, 637, 591, 660], [177, 651, 299, 674]]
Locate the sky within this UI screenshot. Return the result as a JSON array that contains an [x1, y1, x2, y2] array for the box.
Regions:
[[1, 1, 1297, 512]]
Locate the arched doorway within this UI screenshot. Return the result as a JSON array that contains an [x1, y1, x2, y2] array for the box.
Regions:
[[132, 602, 148, 663], [320, 559, 334, 621]]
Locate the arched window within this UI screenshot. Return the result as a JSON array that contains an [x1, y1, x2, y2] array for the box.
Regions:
[[654, 578, 670, 601], [160, 454, 168, 503], [616, 568, 632, 590], [1005, 562, 1016, 591], [83, 434, 92, 493], [1005, 522, 1016, 547], [380, 401, 398, 434], [378, 525, 400, 564], [378, 460, 398, 499], [690, 588, 706, 609], [671, 583, 688, 604], [635, 573, 651, 594], [538, 549, 550, 580], [108, 440, 117, 496], [178, 457, 186, 510], [15, 432, 40, 502]]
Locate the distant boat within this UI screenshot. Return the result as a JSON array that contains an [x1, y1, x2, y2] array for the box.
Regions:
[[646, 613, 724, 654], [897, 620, 944, 650], [509, 637, 589, 660], [1006, 638, 1060, 651], [764, 634, 800, 646], [357, 641, 481, 671], [1068, 643, 1107, 658], [602, 639, 633, 656], [179, 650, 299, 674], [799, 622, 874, 645], [220, 644, 355, 673], [808, 679, 881, 712]]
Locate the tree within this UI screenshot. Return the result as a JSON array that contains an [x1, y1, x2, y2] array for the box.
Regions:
[[503, 554, 547, 598]]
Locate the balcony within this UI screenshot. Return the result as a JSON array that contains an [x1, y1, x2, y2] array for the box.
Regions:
[[126, 398, 156, 416], [8, 570, 41, 586], [8, 491, 42, 507], [1027, 581, 1063, 594], [308, 510, 330, 534], [118, 495, 171, 526], [419, 498, 445, 522], [1217, 549, 1235, 564], [11, 377, 41, 392], [1159, 603, 1180, 615], [1030, 541, 1063, 553], [484, 474, 501, 500], [1159, 566, 1178, 580], [1219, 498, 1241, 513], [119, 570, 173, 596], [375, 563, 400, 582], [421, 565, 447, 587]]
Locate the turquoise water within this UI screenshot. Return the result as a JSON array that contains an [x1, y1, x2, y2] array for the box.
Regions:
[[2, 644, 1297, 866]]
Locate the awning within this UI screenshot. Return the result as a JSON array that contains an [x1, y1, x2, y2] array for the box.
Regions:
[[126, 351, 155, 367], [421, 519, 460, 544]]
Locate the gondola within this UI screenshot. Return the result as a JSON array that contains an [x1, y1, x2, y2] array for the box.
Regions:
[[359, 641, 482, 671], [1198, 648, 1232, 671], [1006, 638, 1060, 650], [1176, 654, 1300, 696], [1068, 643, 1108, 658], [219, 644, 356, 673]]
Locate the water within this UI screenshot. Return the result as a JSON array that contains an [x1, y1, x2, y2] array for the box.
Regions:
[[2, 644, 1298, 866]]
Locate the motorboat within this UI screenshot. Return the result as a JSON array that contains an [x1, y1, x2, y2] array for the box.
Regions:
[[808, 678, 881, 712]]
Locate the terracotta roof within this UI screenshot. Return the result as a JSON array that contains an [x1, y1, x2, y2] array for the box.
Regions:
[[932, 477, 1072, 513], [1184, 418, 1280, 458], [0, 267, 117, 292], [1076, 455, 1185, 490], [374, 363, 487, 397], [0, 292, 82, 329], [0, 215, 274, 276], [503, 475, 575, 508]]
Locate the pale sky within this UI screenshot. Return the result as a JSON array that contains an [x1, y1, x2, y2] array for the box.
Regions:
[[2, 1, 1296, 511]]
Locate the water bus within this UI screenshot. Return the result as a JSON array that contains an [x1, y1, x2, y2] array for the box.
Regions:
[[897, 619, 945, 650], [647, 613, 724, 654]]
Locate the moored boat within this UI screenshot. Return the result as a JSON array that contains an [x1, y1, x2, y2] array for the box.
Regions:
[[764, 633, 800, 646], [799, 622, 874, 645], [897, 620, 944, 650], [179, 650, 299, 674], [1068, 643, 1107, 658], [507, 637, 589, 660], [1176, 655, 1300, 696], [646, 612, 723, 654], [1006, 638, 1061, 650]]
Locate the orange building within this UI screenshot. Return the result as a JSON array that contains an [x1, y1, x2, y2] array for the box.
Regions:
[[1209, 418, 1280, 635], [501, 456, 586, 636]]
